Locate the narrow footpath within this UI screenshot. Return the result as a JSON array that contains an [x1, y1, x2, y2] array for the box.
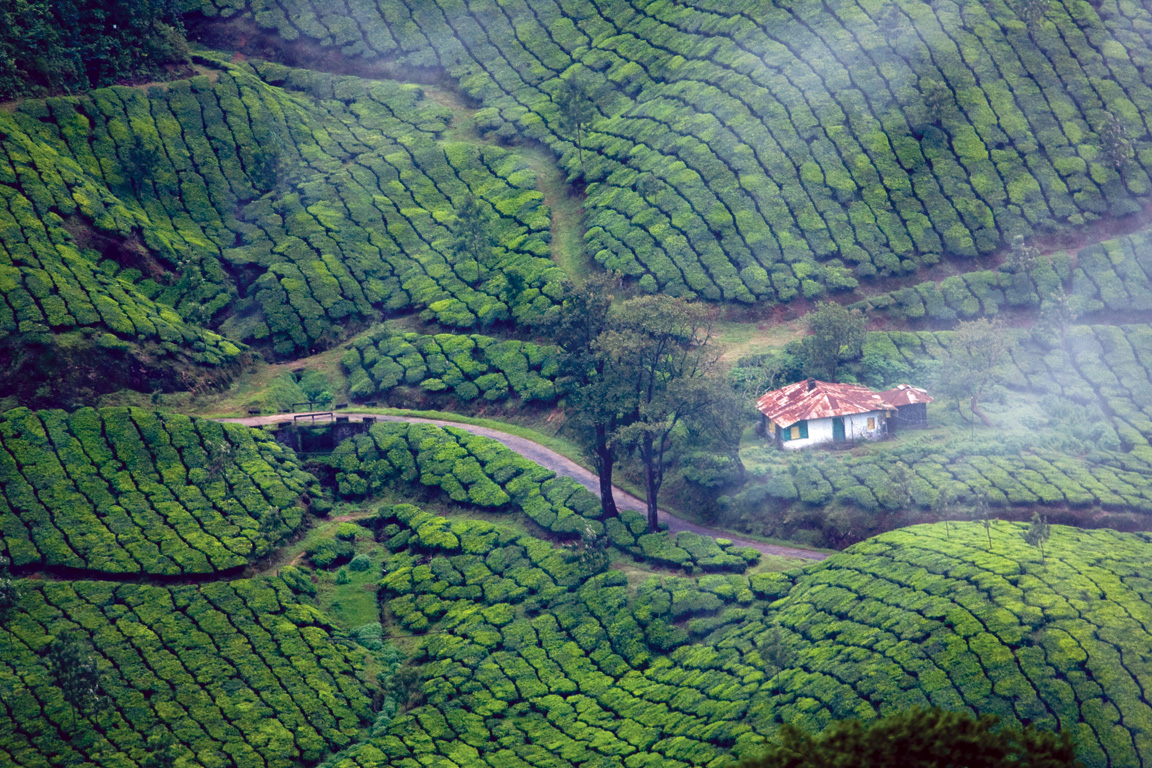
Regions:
[[217, 412, 828, 562]]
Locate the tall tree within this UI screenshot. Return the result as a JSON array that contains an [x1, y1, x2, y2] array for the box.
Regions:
[[972, 491, 994, 550], [599, 296, 728, 530], [737, 707, 1080, 768], [1006, 234, 1043, 273], [449, 194, 495, 284], [801, 301, 867, 381], [140, 731, 178, 768], [921, 78, 955, 125], [883, 461, 914, 509], [556, 74, 597, 180], [937, 318, 1012, 427], [47, 632, 101, 729], [1023, 512, 1052, 566], [1017, 0, 1052, 38], [547, 277, 620, 517], [756, 622, 795, 676]]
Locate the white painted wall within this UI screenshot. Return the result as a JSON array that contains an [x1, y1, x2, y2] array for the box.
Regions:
[[781, 416, 833, 450], [780, 411, 887, 450], [844, 411, 887, 442]]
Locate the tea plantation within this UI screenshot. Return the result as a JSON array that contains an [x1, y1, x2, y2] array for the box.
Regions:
[[281, 512, 1152, 768], [194, 0, 1152, 302], [0, 407, 318, 575], [0, 56, 564, 392], [0, 577, 377, 768], [853, 222, 1152, 322], [327, 420, 760, 571], [342, 328, 562, 405]]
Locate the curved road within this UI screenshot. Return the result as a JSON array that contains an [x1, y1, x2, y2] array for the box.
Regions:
[[217, 412, 827, 562]]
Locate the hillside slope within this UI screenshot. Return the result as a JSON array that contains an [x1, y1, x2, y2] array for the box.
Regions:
[[300, 516, 1152, 768], [0, 407, 318, 575], [193, 0, 1152, 302], [0, 58, 565, 402]]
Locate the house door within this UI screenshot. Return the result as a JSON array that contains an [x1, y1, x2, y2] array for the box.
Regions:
[[832, 417, 845, 442]]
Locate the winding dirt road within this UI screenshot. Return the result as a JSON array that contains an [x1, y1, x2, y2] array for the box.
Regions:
[[217, 412, 828, 562]]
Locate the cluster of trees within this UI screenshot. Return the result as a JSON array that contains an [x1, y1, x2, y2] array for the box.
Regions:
[[740, 708, 1078, 767], [548, 279, 741, 530], [0, 407, 317, 574], [0, 0, 190, 100]]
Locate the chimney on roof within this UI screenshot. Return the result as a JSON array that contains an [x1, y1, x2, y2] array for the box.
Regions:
[[806, 377, 816, 391]]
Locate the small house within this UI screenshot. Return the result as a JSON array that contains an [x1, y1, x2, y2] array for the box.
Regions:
[[880, 384, 934, 432], [756, 379, 932, 450]]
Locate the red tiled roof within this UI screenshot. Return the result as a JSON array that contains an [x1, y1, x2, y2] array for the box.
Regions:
[[756, 379, 893, 427], [879, 384, 934, 407]]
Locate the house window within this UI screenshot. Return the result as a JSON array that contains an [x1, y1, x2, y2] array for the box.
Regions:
[[867, 417, 875, 430], [785, 422, 808, 441]]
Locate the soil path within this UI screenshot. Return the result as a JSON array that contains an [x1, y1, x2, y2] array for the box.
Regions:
[[217, 412, 828, 561]]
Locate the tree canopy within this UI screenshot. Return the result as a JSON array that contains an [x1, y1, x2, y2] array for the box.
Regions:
[[0, 0, 190, 100], [739, 708, 1080, 768]]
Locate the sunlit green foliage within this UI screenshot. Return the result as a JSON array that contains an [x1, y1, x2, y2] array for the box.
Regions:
[[194, 0, 1152, 302], [0, 57, 563, 378], [341, 328, 561, 405], [303, 514, 1152, 768], [0, 407, 318, 575], [326, 421, 756, 572], [0, 576, 375, 768]]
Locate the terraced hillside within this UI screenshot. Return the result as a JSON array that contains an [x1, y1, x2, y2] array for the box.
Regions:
[[294, 513, 1152, 768], [0, 57, 564, 399], [326, 420, 761, 571], [0, 576, 377, 768], [342, 328, 563, 405], [194, 0, 1152, 303], [0, 407, 318, 575]]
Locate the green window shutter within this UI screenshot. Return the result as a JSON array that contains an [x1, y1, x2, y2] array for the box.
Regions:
[[799, 421, 808, 439]]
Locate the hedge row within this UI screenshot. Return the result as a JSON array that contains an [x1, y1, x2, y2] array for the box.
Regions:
[[314, 511, 1152, 767], [0, 407, 318, 575], [315, 504, 793, 767], [853, 252, 1072, 321], [0, 577, 375, 768], [324, 421, 757, 572], [1069, 226, 1152, 313], [195, 0, 1152, 302], [865, 323, 1152, 457], [749, 523, 1152, 768], [855, 223, 1152, 322], [1, 56, 563, 361], [341, 328, 561, 404]]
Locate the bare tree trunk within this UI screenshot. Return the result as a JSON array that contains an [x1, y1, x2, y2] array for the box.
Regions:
[[593, 425, 618, 518], [969, 396, 995, 427], [642, 439, 660, 531]]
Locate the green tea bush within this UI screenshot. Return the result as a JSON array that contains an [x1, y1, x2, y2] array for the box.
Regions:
[[308, 538, 355, 569], [0, 56, 564, 380], [342, 328, 561, 404], [326, 422, 756, 572], [0, 406, 318, 575], [320, 508, 1152, 768], [1, 576, 375, 768], [191, 0, 1152, 303]]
